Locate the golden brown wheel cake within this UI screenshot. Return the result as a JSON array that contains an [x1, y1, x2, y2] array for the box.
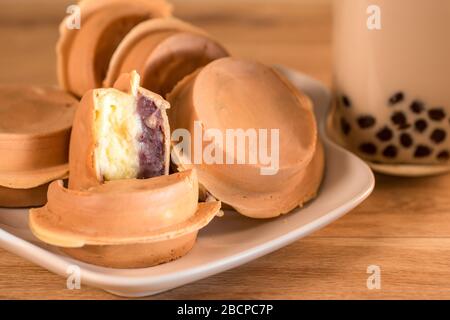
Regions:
[[29, 170, 221, 268], [57, 0, 172, 98], [168, 58, 325, 219], [29, 72, 221, 269], [0, 85, 77, 208], [104, 18, 229, 97]]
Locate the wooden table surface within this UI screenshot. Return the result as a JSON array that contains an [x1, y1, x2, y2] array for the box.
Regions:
[[1, 0, 450, 300]]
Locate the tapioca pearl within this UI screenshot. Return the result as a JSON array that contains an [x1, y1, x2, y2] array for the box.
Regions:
[[340, 117, 351, 135], [430, 129, 447, 144], [359, 143, 377, 155], [410, 100, 425, 114], [437, 150, 450, 161], [382, 145, 398, 158], [391, 112, 407, 127], [341, 95, 351, 108], [376, 127, 393, 142], [414, 119, 428, 133], [400, 133, 413, 148], [357, 115, 376, 129], [389, 92, 405, 105], [414, 145, 433, 158], [428, 108, 446, 121]]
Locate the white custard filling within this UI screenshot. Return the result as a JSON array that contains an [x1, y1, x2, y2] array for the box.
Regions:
[[94, 90, 143, 181]]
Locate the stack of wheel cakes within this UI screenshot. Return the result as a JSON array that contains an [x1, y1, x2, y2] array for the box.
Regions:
[[0, 0, 326, 268]]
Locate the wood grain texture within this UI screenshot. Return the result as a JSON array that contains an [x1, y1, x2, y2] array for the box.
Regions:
[[1, 0, 450, 300]]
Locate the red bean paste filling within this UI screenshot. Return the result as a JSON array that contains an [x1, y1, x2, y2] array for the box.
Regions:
[[136, 94, 165, 179]]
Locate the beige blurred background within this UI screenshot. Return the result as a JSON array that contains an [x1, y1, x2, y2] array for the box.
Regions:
[[0, 0, 332, 86]]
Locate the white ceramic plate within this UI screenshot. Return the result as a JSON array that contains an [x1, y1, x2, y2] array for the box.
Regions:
[[0, 67, 375, 297]]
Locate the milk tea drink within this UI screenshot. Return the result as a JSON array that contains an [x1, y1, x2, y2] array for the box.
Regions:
[[329, 0, 450, 173]]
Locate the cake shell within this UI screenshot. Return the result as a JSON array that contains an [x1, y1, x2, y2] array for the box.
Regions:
[[0, 85, 77, 207]]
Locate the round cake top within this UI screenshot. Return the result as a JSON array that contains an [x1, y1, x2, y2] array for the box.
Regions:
[[0, 85, 77, 135], [103, 17, 227, 92], [191, 58, 317, 168]]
